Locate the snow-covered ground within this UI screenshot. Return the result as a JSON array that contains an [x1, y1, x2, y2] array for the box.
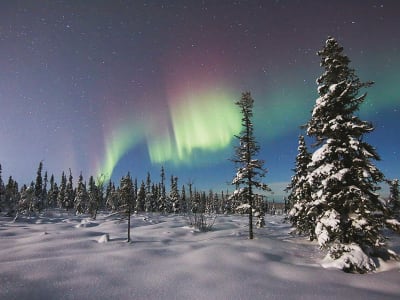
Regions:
[[1, 211, 399, 300]]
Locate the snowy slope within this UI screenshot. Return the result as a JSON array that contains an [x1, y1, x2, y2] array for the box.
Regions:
[[1, 211, 399, 300]]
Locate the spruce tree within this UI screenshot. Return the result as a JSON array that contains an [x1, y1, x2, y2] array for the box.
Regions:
[[34, 162, 43, 198], [231, 91, 270, 239], [105, 181, 119, 211], [34, 161, 43, 210], [150, 183, 158, 212], [286, 135, 313, 238], [387, 179, 400, 220], [19, 184, 35, 215], [47, 174, 58, 208], [74, 172, 88, 214], [119, 173, 134, 242], [42, 171, 48, 209], [65, 169, 74, 210], [305, 37, 387, 272], [136, 181, 146, 212], [87, 175, 99, 218], [146, 172, 151, 194], [158, 166, 167, 213], [170, 175, 180, 213], [57, 172, 67, 209], [181, 185, 187, 214]]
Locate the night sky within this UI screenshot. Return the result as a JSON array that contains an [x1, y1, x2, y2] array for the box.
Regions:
[[1, 1, 399, 198]]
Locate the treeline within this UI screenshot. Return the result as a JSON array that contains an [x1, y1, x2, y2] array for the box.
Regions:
[[0, 163, 267, 220]]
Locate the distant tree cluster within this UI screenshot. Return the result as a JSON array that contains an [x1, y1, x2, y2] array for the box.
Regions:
[[0, 163, 242, 219]]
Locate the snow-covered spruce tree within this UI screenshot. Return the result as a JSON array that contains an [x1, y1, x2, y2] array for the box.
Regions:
[[42, 171, 48, 209], [306, 37, 388, 272], [57, 172, 67, 209], [74, 172, 88, 214], [47, 174, 58, 208], [387, 179, 399, 219], [87, 175, 102, 219], [119, 173, 134, 242], [136, 181, 146, 212], [105, 181, 119, 211], [170, 175, 180, 213], [65, 169, 74, 210], [34, 161, 43, 211], [385, 179, 400, 232], [158, 166, 167, 213], [286, 135, 314, 238], [180, 185, 187, 214], [232, 91, 270, 239], [4, 176, 19, 216]]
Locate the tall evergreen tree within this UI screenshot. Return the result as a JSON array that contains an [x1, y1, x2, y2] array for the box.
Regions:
[[180, 185, 187, 214], [105, 180, 114, 210], [95, 174, 106, 211], [133, 178, 138, 212], [170, 175, 180, 213], [144, 172, 155, 212], [387, 179, 400, 220], [57, 172, 67, 209], [34, 162, 43, 198], [119, 173, 134, 242], [136, 181, 146, 212], [305, 37, 387, 272], [74, 172, 88, 214], [5, 176, 19, 215], [47, 174, 58, 208], [158, 166, 167, 213], [65, 169, 74, 210], [87, 175, 100, 218], [19, 183, 35, 215], [146, 172, 151, 194], [34, 161, 43, 210], [105, 181, 119, 211], [286, 135, 313, 238], [231, 91, 270, 239], [42, 171, 48, 209], [150, 183, 159, 212]]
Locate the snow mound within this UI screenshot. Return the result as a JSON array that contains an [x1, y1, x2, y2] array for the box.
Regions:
[[321, 243, 376, 273], [75, 218, 98, 228], [97, 234, 110, 243]]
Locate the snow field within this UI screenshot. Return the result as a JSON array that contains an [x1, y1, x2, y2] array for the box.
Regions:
[[1, 211, 399, 300]]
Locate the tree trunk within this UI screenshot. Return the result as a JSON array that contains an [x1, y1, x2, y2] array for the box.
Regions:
[[127, 206, 131, 242], [249, 185, 254, 240]]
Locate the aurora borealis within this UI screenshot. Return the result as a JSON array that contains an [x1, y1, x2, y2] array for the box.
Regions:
[[0, 1, 399, 197]]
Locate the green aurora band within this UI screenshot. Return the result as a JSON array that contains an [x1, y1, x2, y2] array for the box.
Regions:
[[98, 90, 242, 179], [97, 64, 399, 180], [98, 123, 144, 180], [148, 90, 242, 164]]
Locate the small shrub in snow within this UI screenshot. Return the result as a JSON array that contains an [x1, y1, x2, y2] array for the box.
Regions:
[[255, 214, 265, 228], [188, 212, 216, 232]]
